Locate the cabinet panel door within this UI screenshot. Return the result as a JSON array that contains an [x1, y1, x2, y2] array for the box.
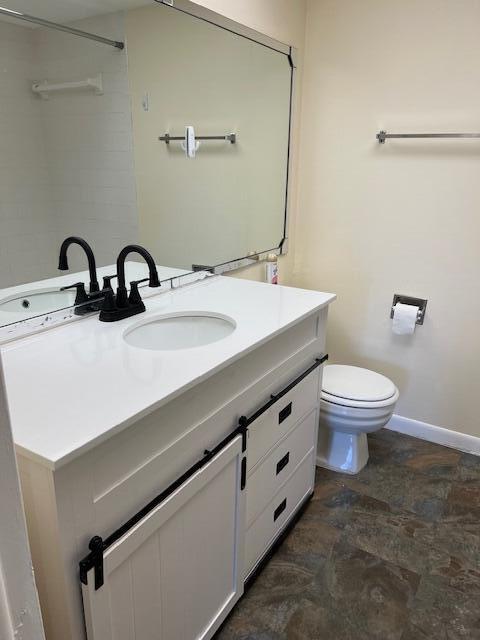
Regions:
[[82, 437, 245, 640]]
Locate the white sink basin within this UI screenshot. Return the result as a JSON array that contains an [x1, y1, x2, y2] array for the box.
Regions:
[[0, 288, 77, 314], [123, 312, 236, 351]]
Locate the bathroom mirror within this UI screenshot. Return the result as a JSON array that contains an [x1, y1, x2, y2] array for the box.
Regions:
[[0, 0, 294, 330]]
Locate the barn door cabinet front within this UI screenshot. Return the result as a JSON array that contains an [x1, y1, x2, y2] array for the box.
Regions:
[[80, 436, 245, 640]]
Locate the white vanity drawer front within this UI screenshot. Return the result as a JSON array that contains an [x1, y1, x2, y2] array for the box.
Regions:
[[244, 448, 315, 578], [246, 409, 317, 527], [247, 367, 320, 472]]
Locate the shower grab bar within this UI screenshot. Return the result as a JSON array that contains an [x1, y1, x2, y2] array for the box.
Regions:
[[377, 130, 480, 144], [0, 7, 124, 49]]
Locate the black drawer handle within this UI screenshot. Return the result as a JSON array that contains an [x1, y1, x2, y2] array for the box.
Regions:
[[276, 452, 290, 475], [274, 498, 287, 521], [278, 402, 292, 424]]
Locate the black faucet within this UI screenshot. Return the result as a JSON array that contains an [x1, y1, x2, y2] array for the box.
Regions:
[[99, 244, 160, 322], [58, 237, 103, 314], [58, 237, 100, 294]]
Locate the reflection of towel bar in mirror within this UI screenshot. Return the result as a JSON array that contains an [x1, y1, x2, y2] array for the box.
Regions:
[[32, 75, 104, 99], [159, 133, 237, 144], [377, 130, 480, 144]]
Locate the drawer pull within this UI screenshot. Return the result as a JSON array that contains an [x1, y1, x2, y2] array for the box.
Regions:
[[276, 452, 290, 475], [278, 402, 292, 424], [274, 498, 287, 521]]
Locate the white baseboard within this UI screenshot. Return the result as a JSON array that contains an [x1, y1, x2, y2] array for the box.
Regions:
[[386, 414, 480, 457]]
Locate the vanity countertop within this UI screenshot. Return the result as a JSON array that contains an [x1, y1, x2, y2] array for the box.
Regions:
[[2, 277, 335, 469]]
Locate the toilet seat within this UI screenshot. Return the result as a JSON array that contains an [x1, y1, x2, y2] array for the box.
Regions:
[[321, 365, 399, 409], [321, 390, 399, 409]]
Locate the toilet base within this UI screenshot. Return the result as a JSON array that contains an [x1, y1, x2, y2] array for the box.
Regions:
[[316, 429, 369, 474]]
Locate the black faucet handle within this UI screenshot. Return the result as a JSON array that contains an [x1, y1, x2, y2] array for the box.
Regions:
[[100, 287, 117, 313], [128, 280, 145, 306], [60, 282, 89, 306], [102, 274, 117, 291]]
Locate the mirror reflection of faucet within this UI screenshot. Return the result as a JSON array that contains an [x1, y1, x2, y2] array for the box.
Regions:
[[58, 237, 104, 315]]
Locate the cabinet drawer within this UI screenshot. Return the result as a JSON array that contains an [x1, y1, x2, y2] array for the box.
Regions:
[[244, 448, 315, 577], [246, 409, 317, 527], [247, 368, 320, 471]]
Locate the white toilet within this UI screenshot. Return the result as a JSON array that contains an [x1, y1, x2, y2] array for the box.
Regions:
[[317, 364, 399, 474]]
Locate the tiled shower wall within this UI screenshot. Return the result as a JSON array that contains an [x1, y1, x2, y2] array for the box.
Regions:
[[0, 12, 138, 286], [0, 21, 57, 287], [35, 12, 139, 273]]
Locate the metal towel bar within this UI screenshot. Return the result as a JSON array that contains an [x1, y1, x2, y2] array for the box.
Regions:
[[159, 133, 236, 144], [377, 130, 480, 144]]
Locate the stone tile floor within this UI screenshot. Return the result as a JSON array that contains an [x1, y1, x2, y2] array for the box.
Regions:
[[216, 429, 480, 640]]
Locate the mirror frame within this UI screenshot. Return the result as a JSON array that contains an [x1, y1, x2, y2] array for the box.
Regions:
[[158, 0, 297, 274]]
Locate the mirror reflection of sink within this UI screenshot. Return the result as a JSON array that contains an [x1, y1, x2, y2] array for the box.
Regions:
[[0, 288, 77, 314], [123, 312, 236, 351]]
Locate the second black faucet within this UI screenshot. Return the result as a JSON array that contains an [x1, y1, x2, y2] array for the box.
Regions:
[[99, 245, 161, 322]]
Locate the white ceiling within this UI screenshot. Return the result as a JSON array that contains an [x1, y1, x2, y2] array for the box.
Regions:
[[0, 0, 151, 25]]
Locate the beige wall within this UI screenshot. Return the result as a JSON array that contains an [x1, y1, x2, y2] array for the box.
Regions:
[[295, 0, 480, 436], [190, 0, 307, 50]]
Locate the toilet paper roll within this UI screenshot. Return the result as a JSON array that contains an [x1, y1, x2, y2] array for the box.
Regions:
[[392, 303, 419, 335]]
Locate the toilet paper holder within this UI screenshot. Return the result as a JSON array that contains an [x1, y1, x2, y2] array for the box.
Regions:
[[390, 294, 427, 325]]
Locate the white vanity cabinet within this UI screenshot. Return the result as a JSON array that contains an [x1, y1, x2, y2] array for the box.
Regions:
[[13, 288, 333, 640]]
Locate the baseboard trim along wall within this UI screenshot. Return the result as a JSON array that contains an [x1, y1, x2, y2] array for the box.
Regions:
[[387, 414, 480, 457]]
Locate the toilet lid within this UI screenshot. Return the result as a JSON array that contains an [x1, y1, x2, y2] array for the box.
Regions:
[[322, 365, 396, 402]]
